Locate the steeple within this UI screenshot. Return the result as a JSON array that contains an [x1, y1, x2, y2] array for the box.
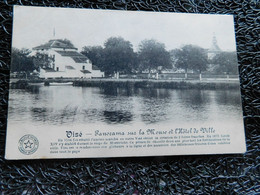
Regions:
[[207, 33, 221, 59], [210, 33, 221, 52]]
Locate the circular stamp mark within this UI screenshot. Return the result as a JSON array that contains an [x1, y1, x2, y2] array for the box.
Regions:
[[18, 134, 39, 155]]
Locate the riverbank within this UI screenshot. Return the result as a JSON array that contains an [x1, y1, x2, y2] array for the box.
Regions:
[[10, 78, 240, 90], [73, 78, 240, 90]]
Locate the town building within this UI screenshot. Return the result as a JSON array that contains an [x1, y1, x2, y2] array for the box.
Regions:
[[33, 39, 104, 79], [206, 34, 223, 73], [207, 34, 222, 59]]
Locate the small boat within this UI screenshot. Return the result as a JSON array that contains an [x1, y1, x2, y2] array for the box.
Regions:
[[44, 81, 73, 86]]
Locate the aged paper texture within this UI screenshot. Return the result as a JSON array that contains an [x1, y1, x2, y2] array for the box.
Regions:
[[5, 6, 246, 159]]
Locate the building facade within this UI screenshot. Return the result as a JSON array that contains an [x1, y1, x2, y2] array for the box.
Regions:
[[33, 39, 104, 79]]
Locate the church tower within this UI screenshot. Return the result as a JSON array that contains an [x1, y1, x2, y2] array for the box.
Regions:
[[208, 33, 221, 59]]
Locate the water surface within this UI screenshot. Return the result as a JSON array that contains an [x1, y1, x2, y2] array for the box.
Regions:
[[8, 85, 243, 128]]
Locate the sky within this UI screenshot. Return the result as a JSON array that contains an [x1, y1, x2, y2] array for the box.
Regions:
[[12, 5, 237, 52]]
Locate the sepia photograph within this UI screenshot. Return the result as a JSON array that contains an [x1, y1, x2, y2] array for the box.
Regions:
[[5, 6, 246, 159]]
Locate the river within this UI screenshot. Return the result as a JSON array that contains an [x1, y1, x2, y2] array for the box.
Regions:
[[7, 85, 243, 128]]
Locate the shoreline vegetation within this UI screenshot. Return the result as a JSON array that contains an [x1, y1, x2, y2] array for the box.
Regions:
[[10, 77, 240, 90], [11, 37, 240, 91], [73, 78, 240, 90]]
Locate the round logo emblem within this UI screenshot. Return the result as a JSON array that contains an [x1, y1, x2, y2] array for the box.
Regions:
[[18, 134, 39, 155]]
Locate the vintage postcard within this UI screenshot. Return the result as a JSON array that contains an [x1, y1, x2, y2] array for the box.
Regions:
[[5, 5, 246, 159]]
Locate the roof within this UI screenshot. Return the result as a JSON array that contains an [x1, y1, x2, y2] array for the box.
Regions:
[[41, 67, 56, 72], [81, 70, 91, 74], [33, 40, 77, 50], [55, 50, 89, 63]]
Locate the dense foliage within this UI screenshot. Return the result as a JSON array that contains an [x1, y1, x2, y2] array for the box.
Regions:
[[55, 39, 75, 48], [103, 37, 137, 75], [11, 48, 34, 73], [138, 39, 172, 73], [81, 46, 105, 70], [173, 45, 208, 74], [211, 52, 238, 74]]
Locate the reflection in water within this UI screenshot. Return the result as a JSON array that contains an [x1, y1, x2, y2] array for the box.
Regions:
[[215, 90, 241, 106], [8, 85, 243, 126], [102, 86, 119, 96], [31, 107, 48, 122], [31, 106, 79, 125], [174, 90, 211, 122], [103, 111, 133, 124], [135, 88, 171, 99], [101, 86, 135, 97], [140, 95, 171, 123], [26, 85, 41, 94], [82, 108, 101, 123]]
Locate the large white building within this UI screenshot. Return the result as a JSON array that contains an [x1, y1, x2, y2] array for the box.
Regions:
[[33, 39, 104, 79]]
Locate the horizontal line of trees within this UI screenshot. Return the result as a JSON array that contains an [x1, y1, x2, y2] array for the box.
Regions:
[[81, 36, 238, 77], [10, 37, 239, 77]]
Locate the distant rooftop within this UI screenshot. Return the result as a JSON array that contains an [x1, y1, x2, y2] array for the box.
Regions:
[[33, 39, 77, 50]]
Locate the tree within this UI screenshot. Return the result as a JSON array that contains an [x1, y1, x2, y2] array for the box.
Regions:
[[103, 37, 137, 76], [174, 45, 208, 75], [11, 48, 34, 73], [138, 39, 172, 74], [211, 52, 238, 74], [81, 46, 105, 70], [33, 52, 54, 71], [56, 39, 75, 48]]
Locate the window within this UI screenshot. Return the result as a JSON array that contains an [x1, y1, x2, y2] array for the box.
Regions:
[[82, 66, 85, 70], [56, 67, 59, 71]]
